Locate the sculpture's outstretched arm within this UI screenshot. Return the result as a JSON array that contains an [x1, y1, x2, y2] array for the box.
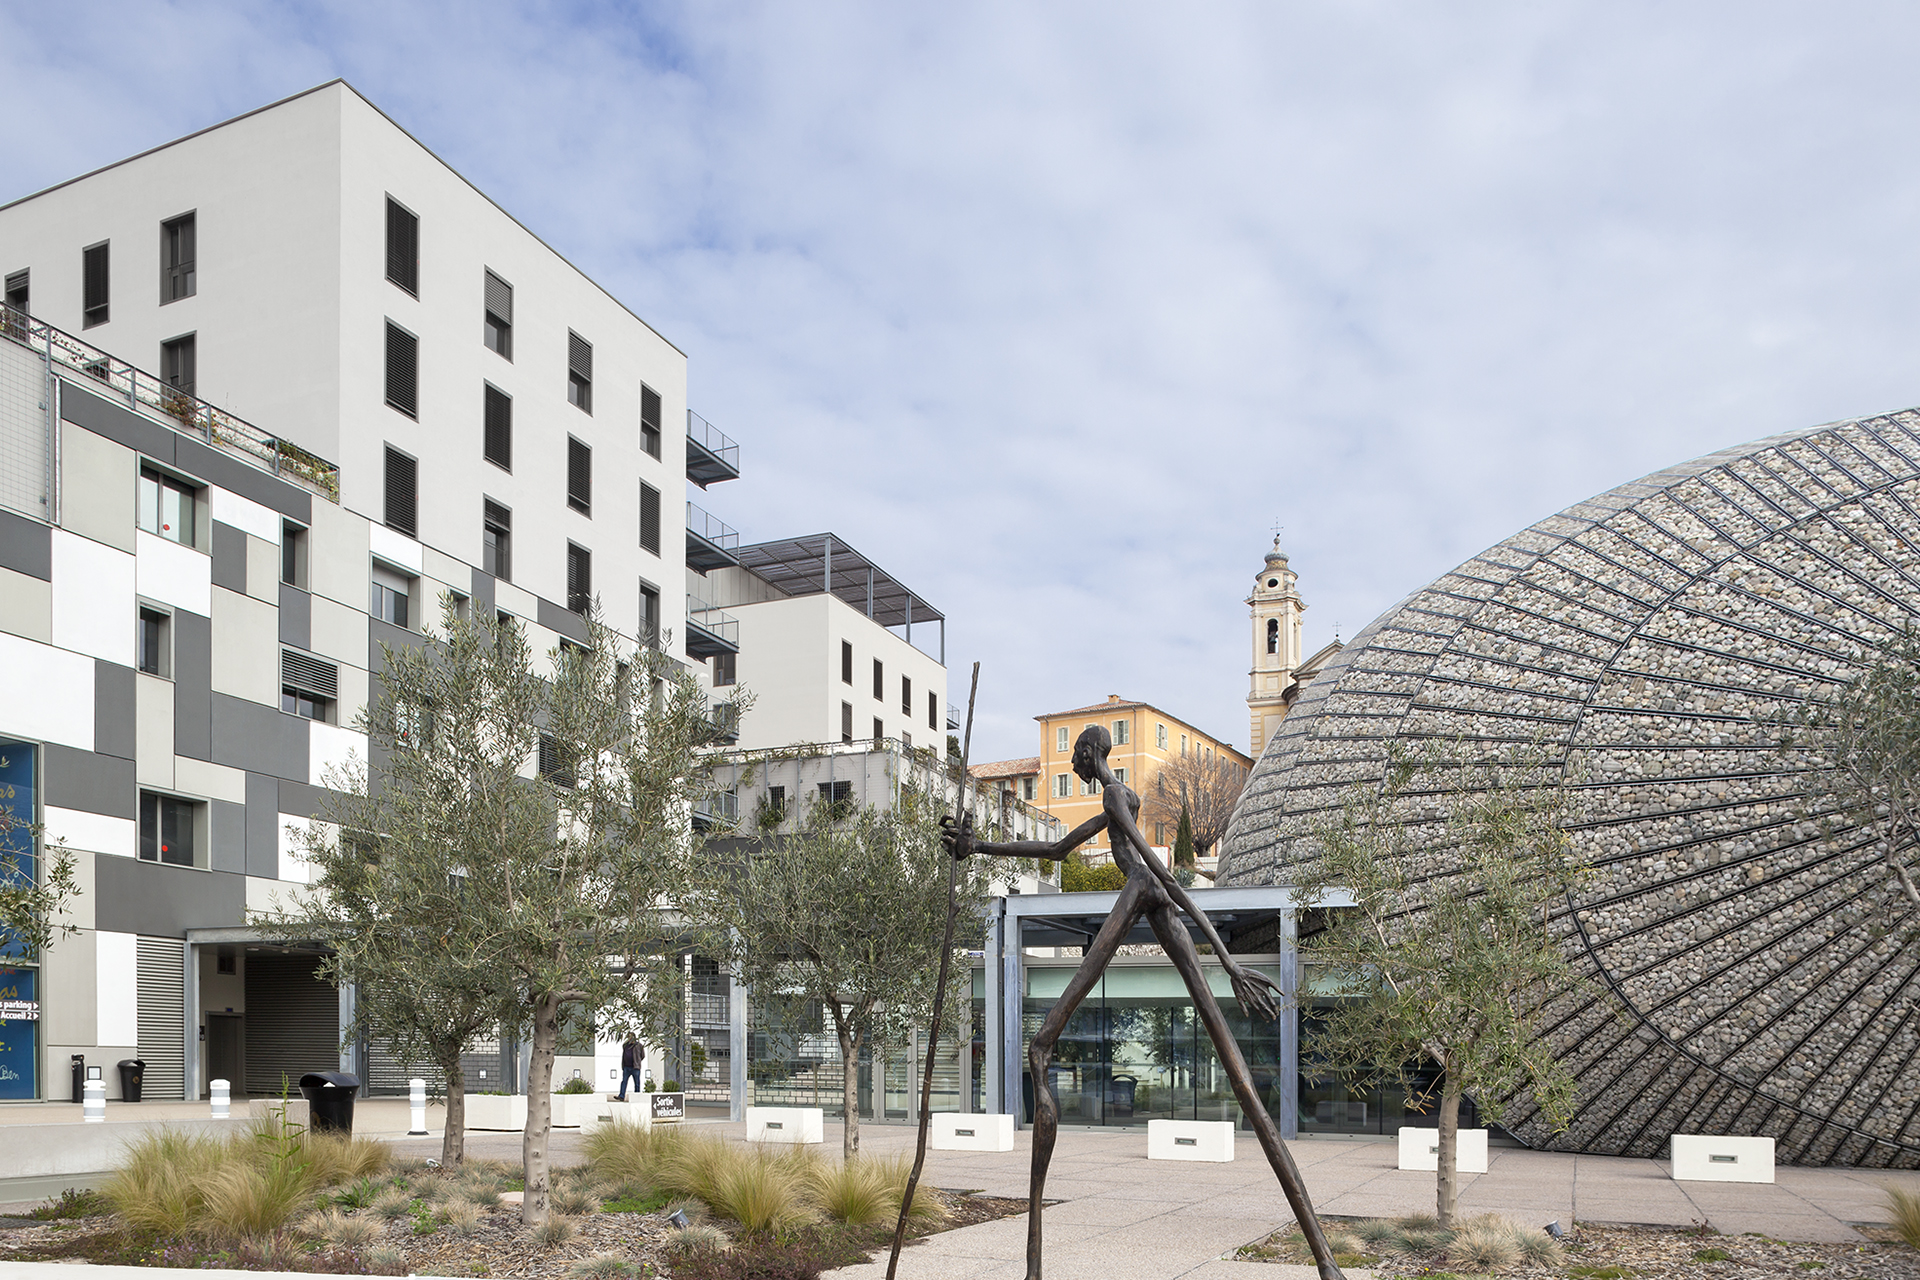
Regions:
[[942, 812, 1108, 863]]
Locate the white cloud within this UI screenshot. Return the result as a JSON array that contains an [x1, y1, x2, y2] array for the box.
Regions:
[[10, 2, 1920, 760]]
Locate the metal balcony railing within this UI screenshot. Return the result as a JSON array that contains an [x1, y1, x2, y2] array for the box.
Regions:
[[685, 594, 739, 658], [693, 789, 739, 832], [706, 702, 742, 746], [686, 501, 741, 572], [685, 410, 740, 488], [946, 702, 961, 731], [0, 302, 340, 502]]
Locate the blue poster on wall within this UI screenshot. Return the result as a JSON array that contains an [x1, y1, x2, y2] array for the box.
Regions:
[[0, 741, 40, 1099]]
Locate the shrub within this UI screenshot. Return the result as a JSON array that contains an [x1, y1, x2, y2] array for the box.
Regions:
[[1693, 1247, 1734, 1262], [662, 1080, 681, 1092], [533, 1214, 580, 1246], [558, 1078, 597, 1095], [28, 1188, 108, 1220], [334, 1176, 383, 1209], [1888, 1185, 1920, 1250]]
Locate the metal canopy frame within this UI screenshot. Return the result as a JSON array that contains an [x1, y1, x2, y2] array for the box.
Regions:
[[734, 533, 947, 662]]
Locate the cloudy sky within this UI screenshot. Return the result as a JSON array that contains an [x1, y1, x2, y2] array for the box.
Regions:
[[8, 3, 1920, 764]]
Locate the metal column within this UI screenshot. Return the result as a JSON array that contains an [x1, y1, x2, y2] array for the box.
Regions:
[[983, 900, 1003, 1115], [728, 961, 748, 1122], [182, 942, 201, 1101], [1278, 906, 1299, 1141]]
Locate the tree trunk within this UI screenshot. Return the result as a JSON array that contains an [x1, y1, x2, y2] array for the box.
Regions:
[[1436, 1072, 1462, 1229], [439, 1048, 467, 1167], [840, 1023, 862, 1162], [521, 992, 561, 1227]]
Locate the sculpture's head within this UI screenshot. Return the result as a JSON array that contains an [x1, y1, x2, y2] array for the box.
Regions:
[[1071, 724, 1111, 781]]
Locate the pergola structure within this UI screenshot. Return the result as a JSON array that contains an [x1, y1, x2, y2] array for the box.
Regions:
[[734, 533, 946, 662]]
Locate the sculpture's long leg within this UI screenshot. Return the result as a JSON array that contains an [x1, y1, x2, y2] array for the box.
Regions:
[[1144, 905, 1346, 1280], [1023, 879, 1152, 1280]]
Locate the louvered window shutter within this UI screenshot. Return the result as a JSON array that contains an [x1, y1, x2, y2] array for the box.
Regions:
[[568, 438, 591, 514], [282, 650, 340, 701], [567, 544, 591, 613], [484, 270, 512, 324], [641, 385, 662, 459], [384, 447, 418, 536], [484, 386, 511, 468], [385, 323, 418, 418], [568, 332, 592, 381], [386, 199, 418, 294], [639, 483, 660, 554]]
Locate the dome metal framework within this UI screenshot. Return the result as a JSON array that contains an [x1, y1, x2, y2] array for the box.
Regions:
[[1220, 410, 1920, 1167]]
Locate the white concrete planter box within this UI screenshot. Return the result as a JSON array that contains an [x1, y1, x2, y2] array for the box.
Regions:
[[605, 1099, 652, 1128], [466, 1094, 528, 1131], [1671, 1134, 1775, 1183], [549, 1093, 606, 1129], [248, 1098, 310, 1131], [747, 1105, 824, 1144], [1397, 1127, 1488, 1173], [1147, 1119, 1234, 1162], [929, 1112, 1015, 1152]]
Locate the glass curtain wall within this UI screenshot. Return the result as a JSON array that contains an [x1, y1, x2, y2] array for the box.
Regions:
[[1296, 963, 1475, 1136], [1020, 958, 1285, 1129], [747, 990, 965, 1121], [0, 740, 39, 1100]]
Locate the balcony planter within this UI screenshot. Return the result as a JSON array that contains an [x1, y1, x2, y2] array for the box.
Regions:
[[466, 1093, 527, 1131]]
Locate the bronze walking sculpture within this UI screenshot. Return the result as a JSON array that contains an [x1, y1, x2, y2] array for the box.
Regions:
[[942, 725, 1346, 1280]]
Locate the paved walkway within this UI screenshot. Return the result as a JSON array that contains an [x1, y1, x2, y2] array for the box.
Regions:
[[4, 1112, 1917, 1280]]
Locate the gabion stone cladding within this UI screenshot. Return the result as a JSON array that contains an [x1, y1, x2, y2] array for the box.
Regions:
[[1219, 412, 1920, 1168]]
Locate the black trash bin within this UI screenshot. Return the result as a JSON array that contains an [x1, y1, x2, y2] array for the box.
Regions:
[[117, 1059, 145, 1102], [299, 1071, 360, 1134], [71, 1055, 85, 1103]]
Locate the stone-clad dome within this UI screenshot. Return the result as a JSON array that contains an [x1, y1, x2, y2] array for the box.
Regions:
[[1220, 410, 1920, 1168]]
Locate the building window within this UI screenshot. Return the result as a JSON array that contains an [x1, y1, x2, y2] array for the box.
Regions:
[[161, 333, 196, 398], [639, 581, 660, 648], [1115, 767, 1127, 785], [386, 197, 419, 295], [138, 792, 199, 867], [841, 641, 853, 685], [1114, 719, 1129, 745], [482, 500, 511, 581], [872, 659, 883, 701], [841, 701, 853, 744], [370, 563, 412, 629], [82, 241, 109, 327], [639, 482, 660, 555], [901, 675, 912, 716], [873, 717, 884, 742], [1181, 735, 1188, 756], [384, 446, 417, 536], [568, 437, 592, 515], [1155, 822, 1166, 844], [1267, 617, 1280, 655], [1056, 726, 1068, 753], [1156, 723, 1167, 750], [767, 785, 786, 820], [281, 649, 338, 722], [138, 466, 198, 546], [483, 269, 512, 359], [1082, 776, 1101, 796], [567, 543, 592, 614], [385, 323, 418, 418], [928, 690, 937, 730], [161, 213, 195, 302], [902, 730, 912, 749], [281, 522, 307, 588], [483, 385, 511, 470], [640, 384, 662, 460], [1053, 773, 1071, 798], [539, 733, 575, 788], [4, 269, 26, 315], [137, 606, 171, 677], [713, 651, 736, 686], [1022, 776, 1036, 801], [567, 330, 592, 413]]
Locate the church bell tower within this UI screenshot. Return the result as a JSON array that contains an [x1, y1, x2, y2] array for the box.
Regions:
[[1247, 536, 1305, 758]]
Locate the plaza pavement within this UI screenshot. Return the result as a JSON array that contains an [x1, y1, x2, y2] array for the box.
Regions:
[[3, 1105, 1917, 1280]]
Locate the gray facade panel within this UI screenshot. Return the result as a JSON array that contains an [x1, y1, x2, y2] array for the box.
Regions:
[[367, 617, 426, 675], [278, 583, 310, 648], [42, 743, 134, 817], [211, 521, 247, 594], [275, 778, 330, 820], [470, 568, 496, 617], [537, 596, 589, 645], [0, 507, 51, 581], [94, 659, 135, 759], [210, 799, 246, 874], [245, 772, 278, 879], [171, 436, 312, 524], [60, 380, 176, 461], [95, 855, 246, 937], [172, 610, 213, 760], [210, 693, 306, 783]]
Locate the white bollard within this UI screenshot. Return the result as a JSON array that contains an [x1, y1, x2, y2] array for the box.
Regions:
[[409, 1078, 428, 1136], [210, 1078, 230, 1119], [83, 1078, 105, 1122]]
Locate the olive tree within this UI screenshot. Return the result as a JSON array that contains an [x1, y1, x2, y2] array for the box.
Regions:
[[1291, 748, 1585, 1226], [0, 745, 78, 964]]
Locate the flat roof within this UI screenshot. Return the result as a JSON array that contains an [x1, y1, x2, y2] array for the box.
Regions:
[[734, 533, 944, 629]]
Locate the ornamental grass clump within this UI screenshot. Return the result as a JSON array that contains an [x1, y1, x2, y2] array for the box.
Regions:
[[533, 1214, 580, 1246], [568, 1255, 642, 1279], [1889, 1185, 1920, 1250], [1441, 1216, 1524, 1271], [373, 1187, 414, 1221]]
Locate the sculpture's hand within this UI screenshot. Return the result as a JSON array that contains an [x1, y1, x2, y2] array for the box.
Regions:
[[939, 814, 975, 861], [1227, 964, 1283, 1022]]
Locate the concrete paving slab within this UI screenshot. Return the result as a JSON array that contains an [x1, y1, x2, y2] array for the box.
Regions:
[[1703, 1213, 1865, 1243]]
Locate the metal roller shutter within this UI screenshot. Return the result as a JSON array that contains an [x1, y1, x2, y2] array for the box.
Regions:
[[244, 951, 340, 1097], [136, 936, 186, 1100], [363, 1034, 511, 1097]]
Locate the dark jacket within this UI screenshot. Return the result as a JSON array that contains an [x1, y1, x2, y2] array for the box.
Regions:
[[621, 1040, 645, 1070]]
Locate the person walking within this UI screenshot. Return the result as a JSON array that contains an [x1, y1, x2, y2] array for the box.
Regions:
[[616, 1036, 646, 1100]]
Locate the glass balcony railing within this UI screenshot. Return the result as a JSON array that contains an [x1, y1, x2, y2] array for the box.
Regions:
[[686, 594, 739, 658], [686, 502, 740, 572]]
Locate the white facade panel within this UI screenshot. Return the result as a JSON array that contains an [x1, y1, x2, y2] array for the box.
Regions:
[[308, 721, 365, 790], [174, 757, 248, 805], [51, 530, 136, 666], [0, 631, 97, 748], [95, 931, 140, 1046], [209, 488, 283, 543], [135, 530, 212, 617], [368, 523, 423, 574], [278, 815, 318, 884], [44, 807, 137, 859]]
